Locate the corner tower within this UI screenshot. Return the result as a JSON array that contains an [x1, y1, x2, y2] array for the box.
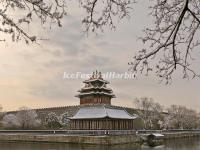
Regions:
[[75, 71, 116, 105]]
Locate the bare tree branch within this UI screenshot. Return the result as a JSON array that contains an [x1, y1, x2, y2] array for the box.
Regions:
[[129, 0, 200, 83], [0, 0, 200, 83], [80, 0, 133, 32], [0, 0, 66, 43]]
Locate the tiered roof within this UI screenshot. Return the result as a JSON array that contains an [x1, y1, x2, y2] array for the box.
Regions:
[[75, 71, 116, 98]]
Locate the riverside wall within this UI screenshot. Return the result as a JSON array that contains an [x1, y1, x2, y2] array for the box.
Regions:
[[0, 130, 200, 144]]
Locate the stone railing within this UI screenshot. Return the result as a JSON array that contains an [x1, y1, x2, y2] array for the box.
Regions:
[[137, 129, 200, 134], [0, 130, 136, 136]]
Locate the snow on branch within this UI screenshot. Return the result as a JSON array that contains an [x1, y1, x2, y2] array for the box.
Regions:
[[129, 0, 200, 83], [80, 0, 134, 32], [0, 0, 66, 43]]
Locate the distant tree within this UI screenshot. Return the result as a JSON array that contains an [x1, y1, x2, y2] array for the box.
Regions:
[[2, 114, 20, 129], [0, 105, 4, 127], [59, 112, 70, 127], [164, 105, 200, 129], [45, 112, 61, 129], [16, 106, 41, 129], [134, 97, 163, 129], [0, 105, 4, 120]]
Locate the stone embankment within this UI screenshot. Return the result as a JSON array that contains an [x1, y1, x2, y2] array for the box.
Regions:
[[0, 133, 139, 144], [0, 130, 199, 145]]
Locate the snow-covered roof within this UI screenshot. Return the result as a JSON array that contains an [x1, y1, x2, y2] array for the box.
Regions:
[[70, 106, 138, 120], [80, 86, 112, 91], [75, 91, 116, 98]]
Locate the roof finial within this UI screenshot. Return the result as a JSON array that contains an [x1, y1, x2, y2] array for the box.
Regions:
[[95, 70, 98, 78], [90, 71, 94, 79], [90, 70, 103, 79], [99, 71, 102, 79]]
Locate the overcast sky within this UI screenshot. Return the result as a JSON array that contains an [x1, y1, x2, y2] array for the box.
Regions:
[[0, 1, 200, 111]]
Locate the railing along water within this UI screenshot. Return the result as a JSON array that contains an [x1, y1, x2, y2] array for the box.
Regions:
[[137, 129, 200, 135], [0, 130, 136, 136]]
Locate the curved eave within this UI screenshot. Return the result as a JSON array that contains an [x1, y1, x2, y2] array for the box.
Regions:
[[70, 116, 137, 120], [79, 87, 112, 92], [75, 92, 116, 98]]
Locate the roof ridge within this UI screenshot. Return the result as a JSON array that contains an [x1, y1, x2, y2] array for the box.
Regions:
[[103, 105, 108, 117], [123, 107, 135, 117]]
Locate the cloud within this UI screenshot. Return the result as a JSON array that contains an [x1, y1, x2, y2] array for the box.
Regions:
[[0, 1, 200, 111]]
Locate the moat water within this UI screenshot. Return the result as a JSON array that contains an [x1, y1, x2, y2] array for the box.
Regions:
[[0, 137, 200, 150]]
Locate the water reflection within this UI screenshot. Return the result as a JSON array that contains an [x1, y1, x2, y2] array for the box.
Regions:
[[164, 138, 200, 150], [0, 142, 141, 150], [0, 137, 200, 150]]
